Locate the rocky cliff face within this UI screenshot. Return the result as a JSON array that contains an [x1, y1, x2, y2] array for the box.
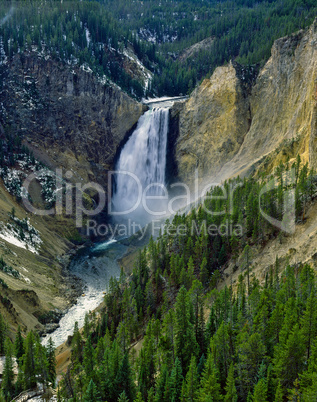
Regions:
[[1, 51, 146, 186], [174, 62, 250, 190], [173, 19, 317, 190], [0, 51, 146, 335]]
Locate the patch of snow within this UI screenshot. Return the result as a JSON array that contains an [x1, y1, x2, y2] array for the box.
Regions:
[[1, 153, 62, 206], [0, 231, 28, 250], [122, 48, 153, 93], [20, 273, 32, 284], [0, 218, 42, 254], [98, 74, 110, 86], [80, 63, 93, 73], [85, 27, 91, 47], [0, 37, 8, 65], [139, 28, 157, 44]]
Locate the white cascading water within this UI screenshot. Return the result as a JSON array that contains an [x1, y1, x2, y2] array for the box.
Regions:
[[112, 107, 169, 223], [43, 104, 178, 347]]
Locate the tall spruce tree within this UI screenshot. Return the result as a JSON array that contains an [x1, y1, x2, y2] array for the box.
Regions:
[[198, 346, 222, 402], [46, 338, 56, 386], [2, 339, 15, 401], [224, 363, 237, 402], [14, 326, 24, 363], [22, 331, 37, 389], [174, 286, 198, 371]]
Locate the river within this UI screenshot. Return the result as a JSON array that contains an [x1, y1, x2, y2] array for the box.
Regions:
[[42, 96, 182, 347], [42, 239, 126, 347]]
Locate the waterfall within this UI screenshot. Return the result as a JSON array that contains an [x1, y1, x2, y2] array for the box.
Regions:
[[111, 107, 169, 223]]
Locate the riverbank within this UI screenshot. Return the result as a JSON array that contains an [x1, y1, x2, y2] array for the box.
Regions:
[[42, 239, 127, 347]]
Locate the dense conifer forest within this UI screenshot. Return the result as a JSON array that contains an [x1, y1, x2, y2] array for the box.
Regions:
[[1, 158, 317, 400], [1, 1, 317, 400], [1, 0, 317, 98]]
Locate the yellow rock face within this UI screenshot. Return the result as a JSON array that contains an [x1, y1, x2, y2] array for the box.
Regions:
[[176, 19, 317, 190], [176, 62, 250, 191]]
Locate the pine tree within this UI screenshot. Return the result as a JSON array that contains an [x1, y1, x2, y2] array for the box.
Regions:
[[274, 324, 305, 389], [189, 280, 205, 354], [84, 313, 90, 339], [213, 322, 231, 386], [2, 339, 15, 401], [198, 349, 222, 401], [14, 326, 24, 363], [274, 381, 283, 402], [236, 331, 266, 398], [165, 357, 183, 402], [300, 292, 317, 360], [22, 331, 37, 389], [183, 355, 198, 401], [84, 379, 101, 402], [266, 364, 275, 402], [224, 363, 237, 402], [138, 327, 156, 400], [175, 286, 199, 371], [200, 257, 209, 287], [187, 256, 195, 289], [301, 373, 317, 401], [46, 338, 56, 386], [71, 321, 83, 372], [83, 335, 94, 379], [35, 338, 49, 389], [154, 364, 169, 402], [135, 391, 145, 402], [117, 391, 129, 401], [197, 354, 206, 378], [116, 353, 136, 401], [148, 387, 155, 402], [253, 378, 267, 402], [0, 313, 6, 355]]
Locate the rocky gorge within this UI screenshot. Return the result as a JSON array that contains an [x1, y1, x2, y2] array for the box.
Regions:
[[172, 19, 317, 192], [1, 18, 317, 338]]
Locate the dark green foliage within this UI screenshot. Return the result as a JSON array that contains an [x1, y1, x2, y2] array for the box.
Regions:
[[0, 257, 19, 279], [1, 340, 14, 401], [182, 355, 198, 401], [115, 352, 136, 401], [46, 338, 56, 386], [224, 362, 237, 402], [1, 0, 317, 98], [0, 160, 315, 400], [0, 328, 53, 400], [14, 326, 24, 363], [84, 379, 101, 402], [57, 160, 317, 400], [59, 257, 317, 401], [21, 331, 39, 389]]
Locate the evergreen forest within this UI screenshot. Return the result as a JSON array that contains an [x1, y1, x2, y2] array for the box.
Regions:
[[0, 0, 317, 98], [1, 157, 317, 400]]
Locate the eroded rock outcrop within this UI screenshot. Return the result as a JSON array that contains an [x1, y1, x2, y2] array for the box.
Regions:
[[219, 19, 317, 181], [1, 51, 146, 185], [0, 51, 146, 334], [174, 19, 317, 189], [174, 62, 250, 190]]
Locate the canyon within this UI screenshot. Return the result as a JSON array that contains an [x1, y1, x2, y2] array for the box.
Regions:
[[1, 19, 317, 338]]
